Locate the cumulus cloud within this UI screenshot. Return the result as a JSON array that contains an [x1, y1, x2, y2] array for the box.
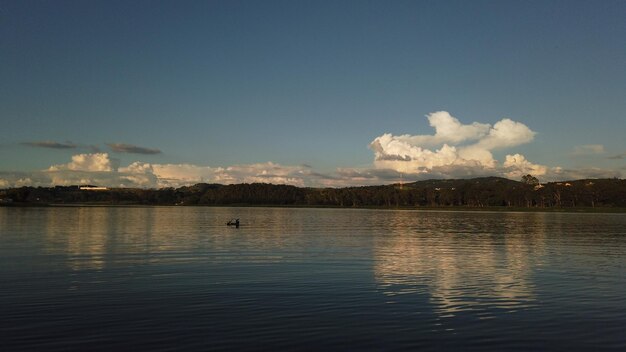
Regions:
[[1, 111, 623, 189], [107, 143, 162, 155], [48, 153, 119, 172], [395, 111, 491, 147], [370, 111, 539, 178], [0, 172, 52, 188], [119, 161, 154, 174], [150, 164, 217, 187], [45, 170, 156, 188], [1, 154, 337, 189], [0, 158, 621, 190], [22, 141, 77, 149], [218, 162, 308, 186], [503, 154, 548, 179], [474, 118, 536, 150], [148, 162, 315, 188], [0, 155, 155, 189]]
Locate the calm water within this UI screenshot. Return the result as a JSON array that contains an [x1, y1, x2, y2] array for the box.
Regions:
[[1, 207, 625, 351]]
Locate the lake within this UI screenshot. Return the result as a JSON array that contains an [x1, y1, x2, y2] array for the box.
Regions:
[[1, 206, 625, 351]]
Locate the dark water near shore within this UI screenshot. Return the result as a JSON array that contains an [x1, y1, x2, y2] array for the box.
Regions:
[[1, 207, 625, 351]]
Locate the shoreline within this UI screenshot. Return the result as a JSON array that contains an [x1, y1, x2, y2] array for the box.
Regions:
[[3, 202, 625, 213]]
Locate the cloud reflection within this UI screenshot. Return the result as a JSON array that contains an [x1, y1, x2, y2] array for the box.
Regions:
[[373, 212, 548, 318]]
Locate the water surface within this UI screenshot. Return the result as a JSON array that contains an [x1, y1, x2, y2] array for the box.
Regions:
[[1, 207, 625, 351]]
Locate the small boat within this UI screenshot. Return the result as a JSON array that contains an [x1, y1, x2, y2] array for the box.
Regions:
[[226, 219, 240, 228]]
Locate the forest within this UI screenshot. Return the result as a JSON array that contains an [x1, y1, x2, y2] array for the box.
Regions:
[[1, 177, 625, 209]]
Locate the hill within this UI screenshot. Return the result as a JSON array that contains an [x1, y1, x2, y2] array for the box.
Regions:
[[1, 177, 625, 209]]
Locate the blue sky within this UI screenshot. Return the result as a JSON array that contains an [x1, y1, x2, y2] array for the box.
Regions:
[[1, 0, 625, 187]]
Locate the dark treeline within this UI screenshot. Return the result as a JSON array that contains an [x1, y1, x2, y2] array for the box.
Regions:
[[1, 177, 625, 209]]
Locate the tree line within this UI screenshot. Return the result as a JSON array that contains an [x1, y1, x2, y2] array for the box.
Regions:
[[1, 177, 625, 208]]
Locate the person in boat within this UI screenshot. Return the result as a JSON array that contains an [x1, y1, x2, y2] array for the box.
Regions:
[[227, 219, 240, 228]]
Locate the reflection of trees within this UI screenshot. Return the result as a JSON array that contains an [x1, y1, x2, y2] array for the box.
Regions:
[[44, 207, 109, 270], [40, 207, 371, 271], [373, 212, 547, 316], [42, 207, 176, 270]]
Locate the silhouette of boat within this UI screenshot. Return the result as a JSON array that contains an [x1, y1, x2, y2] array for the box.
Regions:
[[226, 219, 240, 228]]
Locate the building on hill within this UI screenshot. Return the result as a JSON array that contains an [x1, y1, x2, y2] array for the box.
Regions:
[[79, 185, 108, 191]]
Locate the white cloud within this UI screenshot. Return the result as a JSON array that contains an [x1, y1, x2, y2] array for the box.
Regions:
[[473, 118, 536, 150], [48, 153, 118, 172], [14, 178, 33, 187], [151, 164, 218, 187], [220, 162, 307, 187], [398, 111, 491, 146], [1, 111, 623, 190], [119, 161, 154, 174], [1, 157, 332, 189], [371, 138, 462, 172], [503, 154, 548, 179], [149, 162, 311, 188], [370, 111, 539, 178]]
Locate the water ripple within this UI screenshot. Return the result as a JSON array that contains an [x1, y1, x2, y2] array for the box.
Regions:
[[1, 207, 625, 351]]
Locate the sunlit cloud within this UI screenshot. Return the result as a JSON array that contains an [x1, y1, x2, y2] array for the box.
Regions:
[[1, 110, 623, 189], [48, 153, 119, 172], [107, 143, 162, 155], [147, 162, 316, 188], [0, 172, 46, 188], [21, 141, 77, 149], [386, 111, 491, 147], [0, 157, 621, 189], [370, 111, 539, 177], [0, 153, 411, 189], [366, 111, 625, 182]]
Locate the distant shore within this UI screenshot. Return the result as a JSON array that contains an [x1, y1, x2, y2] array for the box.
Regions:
[[3, 202, 625, 213], [2, 177, 625, 211]]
